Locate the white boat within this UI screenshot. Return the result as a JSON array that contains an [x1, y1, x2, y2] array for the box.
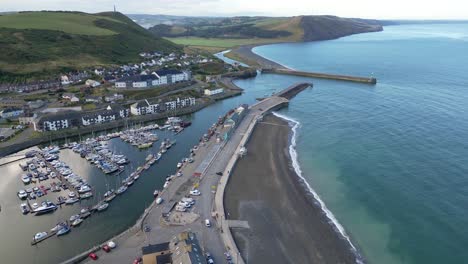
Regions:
[[166, 117, 182, 125], [116, 186, 127, 195], [163, 181, 170, 189], [80, 192, 93, 199], [69, 214, 80, 222], [153, 190, 159, 197], [78, 185, 91, 194], [68, 191, 76, 198], [65, 197, 79, 205], [34, 232, 48, 241], [176, 163, 182, 169], [71, 218, 83, 227], [56, 225, 70, 236], [97, 203, 109, 212], [34, 201, 57, 215]]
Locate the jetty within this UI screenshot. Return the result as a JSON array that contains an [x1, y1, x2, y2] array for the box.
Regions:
[[261, 68, 377, 84]]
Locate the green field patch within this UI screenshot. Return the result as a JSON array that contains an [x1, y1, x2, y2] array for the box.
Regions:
[[0, 12, 120, 35]]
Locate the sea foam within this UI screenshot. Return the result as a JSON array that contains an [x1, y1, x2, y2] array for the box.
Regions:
[[272, 111, 365, 264]]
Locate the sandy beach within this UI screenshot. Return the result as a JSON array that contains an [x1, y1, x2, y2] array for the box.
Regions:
[[224, 114, 358, 263], [229, 44, 289, 69]]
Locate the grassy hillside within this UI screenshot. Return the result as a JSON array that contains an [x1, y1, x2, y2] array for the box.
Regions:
[[0, 11, 180, 82], [150, 15, 382, 50]]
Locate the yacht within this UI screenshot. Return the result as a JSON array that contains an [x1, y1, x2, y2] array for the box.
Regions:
[[78, 185, 91, 194], [65, 197, 79, 205], [69, 214, 80, 222], [79, 192, 93, 199], [80, 208, 91, 219], [34, 201, 57, 215], [177, 163, 182, 169], [97, 203, 109, 212], [104, 192, 117, 202], [34, 232, 48, 241], [71, 218, 83, 227], [56, 225, 70, 236], [155, 152, 162, 161], [116, 185, 128, 195]]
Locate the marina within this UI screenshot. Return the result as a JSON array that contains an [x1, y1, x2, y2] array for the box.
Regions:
[[21, 125, 179, 246]]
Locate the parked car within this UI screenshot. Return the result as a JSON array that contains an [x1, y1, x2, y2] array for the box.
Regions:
[[205, 219, 211, 227], [102, 245, 111, 253], [88, 253, 98, 260], [190, 189, 201, 196]]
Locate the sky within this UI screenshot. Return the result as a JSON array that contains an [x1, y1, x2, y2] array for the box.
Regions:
[[0, 0, 467, 19]]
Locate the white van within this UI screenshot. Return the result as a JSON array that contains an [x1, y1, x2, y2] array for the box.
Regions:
[[205, 219, 211, 227]]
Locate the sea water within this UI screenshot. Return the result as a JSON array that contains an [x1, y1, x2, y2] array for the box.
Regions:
[[243, 23, 468, 264]]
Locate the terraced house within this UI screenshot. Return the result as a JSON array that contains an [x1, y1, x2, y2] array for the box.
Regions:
[[130, 97, 196, 116], [114, 70, 191, 88], [81, 105, 129, 126], [35, 112, 80, 131]]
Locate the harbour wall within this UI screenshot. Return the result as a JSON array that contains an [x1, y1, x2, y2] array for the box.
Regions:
[[262, 68, 377, 84]]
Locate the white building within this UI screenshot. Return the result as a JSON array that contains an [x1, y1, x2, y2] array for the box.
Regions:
[[130, 97, 196, 116], [114, 70, 191, 89], [204, 88, 224, 96], [85, 79, 101, 87]]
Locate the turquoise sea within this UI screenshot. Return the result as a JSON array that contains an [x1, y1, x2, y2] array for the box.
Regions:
[[241, 24, 468, 264]]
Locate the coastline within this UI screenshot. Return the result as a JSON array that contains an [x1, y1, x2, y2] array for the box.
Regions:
[[226, 44, 290, 69], [224, 114, 362, 263]]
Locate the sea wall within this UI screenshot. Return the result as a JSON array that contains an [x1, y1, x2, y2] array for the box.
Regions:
[[263, 68, 377, 84]]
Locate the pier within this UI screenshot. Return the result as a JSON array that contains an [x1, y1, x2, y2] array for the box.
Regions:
[[262, 68, 377, 84]]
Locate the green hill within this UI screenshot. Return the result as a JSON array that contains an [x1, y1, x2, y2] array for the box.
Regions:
[[0, 11, 180, 82], [145, 15, 382, 50]]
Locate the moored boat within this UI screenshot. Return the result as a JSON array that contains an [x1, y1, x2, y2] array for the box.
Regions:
[[56, 225, 70, 236], [34, 201, 57, 215], [71, 218, 83, 227], [34, 232, 48, 241], [97, 203, 109, 212]]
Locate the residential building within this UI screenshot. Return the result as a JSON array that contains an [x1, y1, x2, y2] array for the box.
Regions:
[[130, 97, 196, 116], [19, 113, 37, 125], [104, 94, 124, 102], [0, 108, 24, 119], [62, 93, 80, 102], [81, 105, 129, 126], [115, 70, 191, 89], [85, 79, 101, 87], [35, 112, 80, 131], [204, 88, 224, 96]]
